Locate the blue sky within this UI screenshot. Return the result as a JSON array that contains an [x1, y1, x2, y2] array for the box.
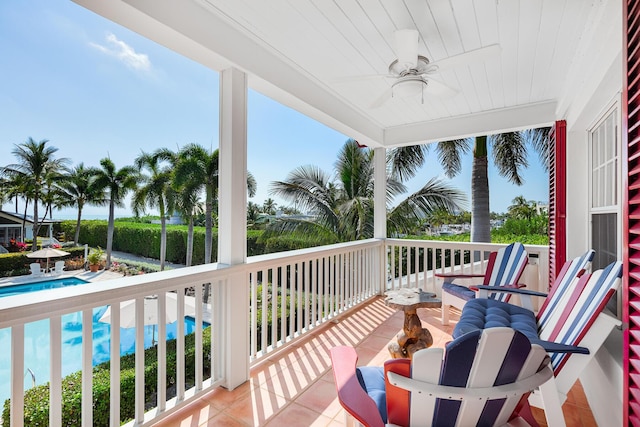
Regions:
[[0, 0, 548, 220]]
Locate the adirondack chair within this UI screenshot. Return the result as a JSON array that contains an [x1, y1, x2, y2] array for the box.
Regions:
[[51, 260, 65, 276], [29, 262, 44, 277], [437, 242, 528, 325], [453, 260, 622, 410], [330, 327, 563, 427]]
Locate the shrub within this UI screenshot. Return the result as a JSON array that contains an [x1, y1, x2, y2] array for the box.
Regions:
[[2, 327, 212, 426], [0, 247, 86, 278]]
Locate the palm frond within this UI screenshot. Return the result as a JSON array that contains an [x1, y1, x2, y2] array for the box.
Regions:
[[491, 132, 529, 185], [387, 144, 429, 181], [436, 139, 471, 178]]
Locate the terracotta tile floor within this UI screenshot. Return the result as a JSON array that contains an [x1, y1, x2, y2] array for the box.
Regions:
[[151, 297, 595, 427]]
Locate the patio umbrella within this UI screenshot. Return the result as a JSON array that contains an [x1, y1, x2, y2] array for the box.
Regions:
[[98, 293, 199, 344], [26, 247, 70, 272]]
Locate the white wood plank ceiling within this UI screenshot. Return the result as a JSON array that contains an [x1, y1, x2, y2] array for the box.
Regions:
[[74, 0, 620, 147]]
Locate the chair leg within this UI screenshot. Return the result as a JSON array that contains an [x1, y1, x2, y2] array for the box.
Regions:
[[441, 303, 450, 325], [537, 376, 566, 427]]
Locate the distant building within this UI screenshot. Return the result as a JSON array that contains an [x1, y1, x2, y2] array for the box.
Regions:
[[0, 211, 59, 248]]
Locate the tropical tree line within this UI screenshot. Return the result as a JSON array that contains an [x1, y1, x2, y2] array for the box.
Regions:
[[0, 138, 256, 270], [1, 127, 548, 269]]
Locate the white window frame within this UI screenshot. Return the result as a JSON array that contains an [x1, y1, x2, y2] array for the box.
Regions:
[[587, 98, 622, 316]]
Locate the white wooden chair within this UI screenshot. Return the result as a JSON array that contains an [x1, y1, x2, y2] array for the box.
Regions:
[[330, 327, 563, 426]]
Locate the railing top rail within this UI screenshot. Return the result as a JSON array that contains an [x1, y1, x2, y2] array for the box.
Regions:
[[0, 262, 231, 329], [385, 238, 549, 254], [246, 238, 383, 269]]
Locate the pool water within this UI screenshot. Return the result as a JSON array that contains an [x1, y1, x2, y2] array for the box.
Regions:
[[0, 277, 88, 297], [0, 278, 206, 404]]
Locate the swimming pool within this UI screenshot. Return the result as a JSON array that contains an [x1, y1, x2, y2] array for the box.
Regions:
[[0, 277, 88, 298], [0, 279, 205, 404]]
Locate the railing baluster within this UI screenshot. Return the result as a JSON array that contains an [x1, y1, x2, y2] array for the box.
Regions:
[[260, 269, 268, 355], [11, 323, 24, 427], [81, 309, 92, 426], [110, 302, 120, 427], [271, 267, 277, 350], [176, 291, 185, 401], [195, 284, 203, 390], [250, 272, 258, 358], [157, 292, 167, 411], [50, 315, 62, 427], [311, 259, 317, 328], [134, 297, 144, 425], [297, 261, 303, 334]]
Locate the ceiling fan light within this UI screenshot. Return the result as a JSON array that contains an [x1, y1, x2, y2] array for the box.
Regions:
[[392, 77, 426, 98]]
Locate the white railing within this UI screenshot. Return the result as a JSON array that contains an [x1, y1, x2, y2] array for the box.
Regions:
[[0, 238, 548, 426], [246, 239, 383, 362], [385, 239, 549, 298], [0, 264, 228, 427]]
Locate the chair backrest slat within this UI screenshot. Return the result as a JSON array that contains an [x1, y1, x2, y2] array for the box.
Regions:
[[537, 250, 595, 332], [544, 261, 622, 370], [486, 242, 528, 302]]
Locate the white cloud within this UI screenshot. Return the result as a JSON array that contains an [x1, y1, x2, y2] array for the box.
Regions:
[[90, 32, 151, 72]]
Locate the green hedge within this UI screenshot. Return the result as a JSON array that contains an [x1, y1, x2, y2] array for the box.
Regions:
[[60, 221, 308, 265], [0, 247, 86, 278], [2, 327, 212, 426]]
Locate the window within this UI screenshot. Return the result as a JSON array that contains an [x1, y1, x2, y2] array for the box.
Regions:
[[591, 109, 618, 210], [589, 105, 620, 316]]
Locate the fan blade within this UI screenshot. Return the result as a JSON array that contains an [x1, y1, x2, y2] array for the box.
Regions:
[[370, 88, 392, 109], [429, 44, 501, 72], [394, 29, 419, 70]]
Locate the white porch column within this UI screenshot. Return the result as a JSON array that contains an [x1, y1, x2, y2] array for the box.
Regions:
[[218, 67, 249, 389], [373, 147, 386, 239], [373, 147, 387, 294]]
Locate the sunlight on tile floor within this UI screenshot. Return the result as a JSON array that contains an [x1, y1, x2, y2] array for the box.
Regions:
[[151, 297, 595, 427]]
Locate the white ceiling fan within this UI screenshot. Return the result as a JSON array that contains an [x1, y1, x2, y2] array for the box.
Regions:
[[349, 29, 501, 109]]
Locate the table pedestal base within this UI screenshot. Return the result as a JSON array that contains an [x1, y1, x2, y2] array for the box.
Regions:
[[387, 308, 433, 359]]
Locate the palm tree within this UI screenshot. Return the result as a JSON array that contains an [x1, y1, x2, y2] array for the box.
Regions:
[[508, 195, 536, 220], [58, 163, 106, 244], [173, 144, 218, 264], [93, 158, 140, 269], [1, 138, 69, 251], [173, 144, 257, 264], [133, 149, 176, 271], [173, 188, 202, 267], [247, 201, 262, 229], [266, 139, 466, 244], [390, 129, 549, 242], [262, 198, 277, 215]]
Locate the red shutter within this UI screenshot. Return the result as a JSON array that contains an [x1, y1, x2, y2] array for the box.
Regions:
[[548, 120, 567, 288], [625, 1, 640, 424]]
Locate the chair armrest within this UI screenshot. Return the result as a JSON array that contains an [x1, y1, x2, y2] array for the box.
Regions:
[[435, 273, 486, 280], [473, 285, 548, 297], [531, 339, 590, 355], [473, 285, 547, 312], [330, 346, 385, 427]]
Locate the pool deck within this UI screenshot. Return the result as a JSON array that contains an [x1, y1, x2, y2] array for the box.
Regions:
[[0, 268, 124, 288]]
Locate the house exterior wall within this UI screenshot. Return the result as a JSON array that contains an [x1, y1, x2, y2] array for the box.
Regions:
[[562, 0, 623, 422]]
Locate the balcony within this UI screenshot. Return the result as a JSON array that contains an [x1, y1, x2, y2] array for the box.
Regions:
[[151, 297, 596, 427], [2, 239, 595, 427]]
